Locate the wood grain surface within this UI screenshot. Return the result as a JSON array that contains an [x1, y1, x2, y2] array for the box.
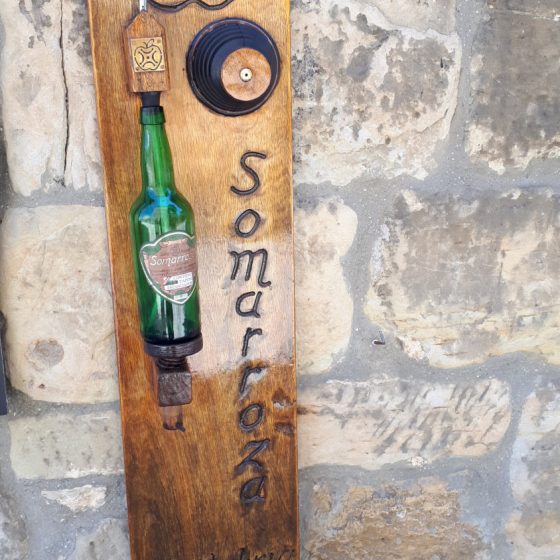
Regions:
[[87, 1, 297, 558], [221, 48, 272, 101]]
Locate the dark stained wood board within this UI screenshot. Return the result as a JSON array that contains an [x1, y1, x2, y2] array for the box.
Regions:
[[87, 1, 297, 558]]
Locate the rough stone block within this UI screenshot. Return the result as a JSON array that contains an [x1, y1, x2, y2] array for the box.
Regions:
[[295, 199, 357, 375], [0, 206, 118, 403], [0, 491, 28, 560], [292, 1, 460, 185], [0, 0, 102, 195], [70, 519, 130, 560], [348, 0, 456, 34], [62, 0, 103, 193], [467, 1, 560, 173], [491, 0, 560, 19], [9, 412, 123, 480], [42, 485, 107, 512], [303, 480, 488, 559], [298, 377, 510, 469], [508, 378, 560, 559], [366, 189, 560, 367]]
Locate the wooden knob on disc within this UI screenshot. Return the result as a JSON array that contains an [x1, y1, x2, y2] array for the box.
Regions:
[[187, 18, 280, 116], [221, 48, 272, 102]]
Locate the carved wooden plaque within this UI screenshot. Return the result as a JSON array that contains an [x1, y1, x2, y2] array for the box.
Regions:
[[124, 11, 170, 93], [87, 1, 297, 558]]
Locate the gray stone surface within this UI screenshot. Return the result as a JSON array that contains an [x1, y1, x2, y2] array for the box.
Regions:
[[62, 0, 103, 194], [9, 412, 123, 480], [0, 0, 66, 195], [353, 0, 457, 34], [0, 206, 118, 403], [42, 485, 107, 512], [292, 0, 461, 186], [299, 377, 511, 469], [507, 378, 560, 559], [0, 0, 102, 195], [494, 0, 560, 19], [295, 199, 357, 375], [302, 479, 489, 559], [467, 1, 560, 173], [69, 519, 130, 560], [365, 189, 560, 368], [0, 490, 28, 560]]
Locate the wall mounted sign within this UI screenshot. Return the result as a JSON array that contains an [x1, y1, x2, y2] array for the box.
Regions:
[[88, 0, 297, 558]]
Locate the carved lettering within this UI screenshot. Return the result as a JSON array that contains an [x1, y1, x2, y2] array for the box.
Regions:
[[231, 152, 267, 196], [239, 403, 265, 432], [236, 292, 263, 318], [206, 548, 296, 560], [235, 209, 262, 238], [236, 439, 270, 474], [240, 365, 265, 395], [230, 249, 271, 288], [229, 151, 274, 511], [242, 328, 263, 357], [240, 476, 267, 505]]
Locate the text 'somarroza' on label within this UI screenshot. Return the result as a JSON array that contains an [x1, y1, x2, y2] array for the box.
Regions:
[[140, 231, 197, 304]]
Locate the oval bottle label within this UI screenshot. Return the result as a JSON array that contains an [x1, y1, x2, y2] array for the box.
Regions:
[[140, 231, 198, 305]]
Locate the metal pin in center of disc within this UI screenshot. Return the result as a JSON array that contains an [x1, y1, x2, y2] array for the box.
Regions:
[[240, 68, 253, 82]]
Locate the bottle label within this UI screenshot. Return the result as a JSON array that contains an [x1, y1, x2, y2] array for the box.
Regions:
[[140, 231, 198, 305]]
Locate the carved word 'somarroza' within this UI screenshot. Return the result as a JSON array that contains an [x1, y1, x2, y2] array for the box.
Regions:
[[229, 151, 271, 507]]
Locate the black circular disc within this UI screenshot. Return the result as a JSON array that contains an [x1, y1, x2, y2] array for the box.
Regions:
[[187, 18, 281, 117]]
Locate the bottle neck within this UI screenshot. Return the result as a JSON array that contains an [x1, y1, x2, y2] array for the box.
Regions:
[[140, 107, 175, 197]]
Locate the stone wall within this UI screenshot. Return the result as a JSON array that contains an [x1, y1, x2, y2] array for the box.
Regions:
[[1, 0, 559, 558]]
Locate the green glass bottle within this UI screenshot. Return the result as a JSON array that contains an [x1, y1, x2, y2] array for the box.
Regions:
[[129, 105, 202, 351]]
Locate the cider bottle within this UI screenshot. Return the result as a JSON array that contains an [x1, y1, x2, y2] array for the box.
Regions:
[[129, 104, 202, 356]]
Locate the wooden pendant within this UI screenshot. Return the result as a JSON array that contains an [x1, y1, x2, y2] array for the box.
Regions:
[[124, 10, 170, 93], [88, 1, 297, 559]]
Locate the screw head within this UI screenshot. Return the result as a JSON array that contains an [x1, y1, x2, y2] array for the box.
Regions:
[[240, 68, 253, 82]]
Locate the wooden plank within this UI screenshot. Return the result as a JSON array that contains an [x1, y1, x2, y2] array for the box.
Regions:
[[87, 1, 297, 558]]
